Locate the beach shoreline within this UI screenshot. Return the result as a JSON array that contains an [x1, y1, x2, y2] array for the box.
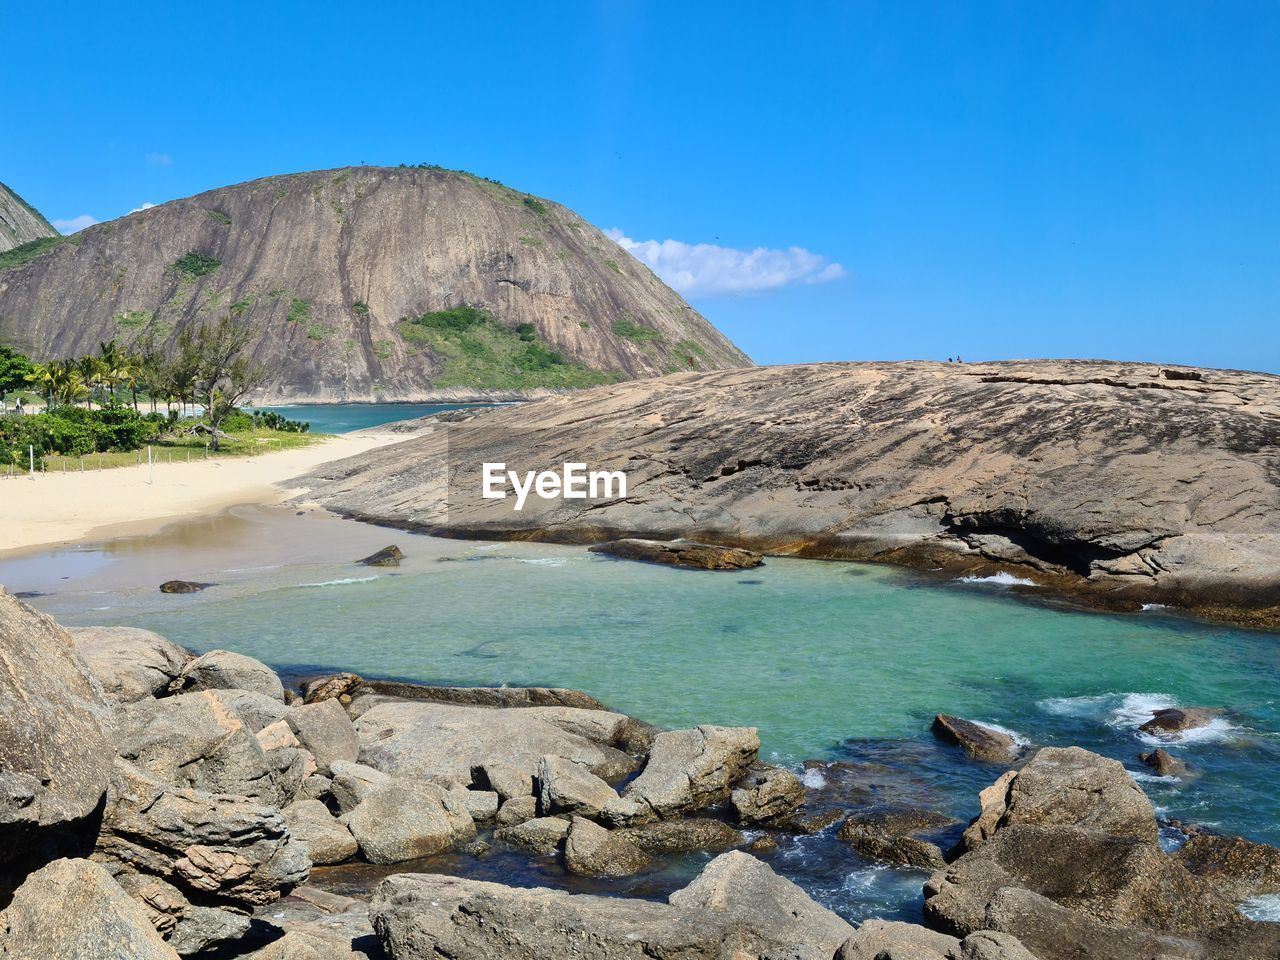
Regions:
[[0, 430, 406, 557]]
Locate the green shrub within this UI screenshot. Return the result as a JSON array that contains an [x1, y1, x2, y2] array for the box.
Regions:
[[353, 300, 369, 316], [515, 322, 536, 342], [612, 318, 662, 342], [174, 251, 221, 277], [522, 197, 548, 216], [206, 210, 232, 225], [0, 235, 74, 272], [287, 298, 311, 323], [115, 310, 151, 328], [406, 305, 490, 331]]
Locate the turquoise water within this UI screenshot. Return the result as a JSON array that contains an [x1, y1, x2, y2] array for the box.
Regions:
[[260, 402, 495, 433], [5, 512, 1277, 922]]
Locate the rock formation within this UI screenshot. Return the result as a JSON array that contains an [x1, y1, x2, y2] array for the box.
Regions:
[[0, 166, 749, 400], [299, 359, 1280, 624], [0, 181, 56, 254]]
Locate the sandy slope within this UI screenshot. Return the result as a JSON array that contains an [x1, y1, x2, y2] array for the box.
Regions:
[[0, 431, 407, 554]]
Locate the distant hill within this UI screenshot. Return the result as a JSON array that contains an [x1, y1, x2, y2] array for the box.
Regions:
[[0, 166, 750, 400], [0, 182, 57, 253]]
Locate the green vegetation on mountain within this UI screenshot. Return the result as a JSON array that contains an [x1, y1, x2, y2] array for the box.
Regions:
[[0, 235, 75, 272]]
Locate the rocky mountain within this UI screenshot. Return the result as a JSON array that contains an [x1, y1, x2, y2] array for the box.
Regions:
[[298, 359, 1280, 626], [0, 181, 57, 253], [0, 166, 749, 400]]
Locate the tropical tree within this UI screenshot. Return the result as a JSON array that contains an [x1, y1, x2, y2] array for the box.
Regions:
[[1, 344, 34, 405], [24, 361, 57, 408], [184, 315, 268, 450]]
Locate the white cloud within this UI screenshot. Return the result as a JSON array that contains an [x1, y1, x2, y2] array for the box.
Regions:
[[146, 153, 172, 166], [128, 202, 157, 214], [52, 214, 97, 234], [607, 229, 847, 297]]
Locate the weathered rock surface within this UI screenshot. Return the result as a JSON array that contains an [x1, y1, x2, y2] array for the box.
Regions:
[[357, 545, 403, 567], [206, 688, 290, 732], [302, 672, 364, 705], [0, 166, 747, 401], [298, 360, 1280, 624], [0, 858, 178, 959], [284, 800, 358, 865], [174, 649, 285, 700], [621, 725, 759, 819], [838, 816, 947, 869], [1174, 828, 1280, 898], [589, 538, 765, 570], [494, 795, 538, 827], [729, 763, 806, 823], [371, 852, 850, 959], [1139, 707, 1223, 739], [68, 625, 190, 702], [159, 580, 214, 594], [447, 786, 499, 822], [287, 699, 360, 773], [960, 746, 1157, 851], [932, 715, 1020, 763], [329, 761, 391, 814], [353, 700, 637, 785], [0, 181, 57, 254], [836, 919, 960, 960], [615, 817, 745, 855], [342, 780, 474, 864], [563, 817, 651, 877], [1138, 747, 1188, 777], [0, 589, 115, 874], [537, 755, 619, 817], [476, 761, 534, 800], [494, 816, 571, 856]]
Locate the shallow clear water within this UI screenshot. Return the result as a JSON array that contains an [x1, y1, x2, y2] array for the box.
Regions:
[[4, 507, 1277, 923], [260, 402, 495, 433]]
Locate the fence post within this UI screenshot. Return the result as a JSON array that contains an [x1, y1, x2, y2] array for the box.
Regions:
[[28, 445, 34, 479]]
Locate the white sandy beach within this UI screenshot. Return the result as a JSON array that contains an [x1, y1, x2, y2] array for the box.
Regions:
[[0, 431, 405, 554]]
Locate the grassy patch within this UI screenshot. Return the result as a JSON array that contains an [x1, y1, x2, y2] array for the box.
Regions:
[[519, 236, 544, 248], [174, 251, 220, 277], [397, 306, 618, 390], [39, 427, 325, 472], [374, 339, 395, 359], [522, 196, 548, 216], [353, 300, 369, 315], [306, 322, 334, 341], [0, 235, 75, 272], [206, 210, 232, 225], [287, 298, 311, 324], [604, 259, 622, 274], [612, 318, 662, 342], [115, 310, 152, 328], [675, 339, 708, 359]]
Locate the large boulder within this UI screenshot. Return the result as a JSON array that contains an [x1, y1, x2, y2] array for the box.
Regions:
[[68, 625, 190, 702], [173, 650, 285, 701], [0, 589, 115, 875], [0, 858, 178, 959], [116, 691, 287, 805], [537, 755, 619, 817], [616, 817, 745, 855], [204, 688, 289, 733], [287, 699, 360, 773], [95, 759, 309, 912], [960, 746, 1157, 851], [1138, 707, 1222, 740], [932, 715, 1020, 763], [343, 780, 475, 864], [353, 700, 637, 785], [588, 538, 765, 570], [330, 760, 391, 814], [371, 853, 847, 959], [836, 919, 960, 959], [669, 851, 854, 956], [621, 725, 759, 819], [283, 799, 358, 865], [729, 763, 806, 823], [494, 816, 571, 856], [563, 817, 651, 877], [1174, 828, 1280, 898]]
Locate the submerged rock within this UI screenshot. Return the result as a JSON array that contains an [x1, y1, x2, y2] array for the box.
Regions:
[[837, 814, 947, 869], [1137, 747, 1187, 778], [158, 580, 214, 594], [931, 715, 1020, 763], [68, 625, 191, 702], [589, 538, 765, 570], [357, 545, 403, 567], [615, 817, 745, 855], [1139, 707, 1223, 739]]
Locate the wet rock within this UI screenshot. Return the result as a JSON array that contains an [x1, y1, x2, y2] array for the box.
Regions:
[[616, 817, 745, 855], [747, 835, 777, 853], [931, 715, 1019, 763], [329, 761, 391, 814], [159, 580, 214, 594], [837, 817, 946, 869], [353, 682, 610, 711], [68, 625, 190, 702], [0, 589, 114, 873], [1174, 828, 1280, 898], [1137, 747, 1187, 778], [960, 746, 1157, 851], [729, 763, 806, 823], [1139, 707, 1222, 739], [495, 795, 538, 827], [836, 919, 959, 959], [475, 761, 534, 800], [173, 649, 285, 701], [495, 816, 571, 856], [774, 808, 846, 834], [284, 799, 358, 865], [117, 691, 287, 804], [354, 700, 637, 785], [564, 817, 651, 877], [287, 699, 360, 773], [621, 725, 760, 819], [342, 780, 475, 865], [0, 857, 178, 959], [669, 851, 854, 955], [589, 538, 765, 570], [357, 545, 403, 567], [302, 672, 364, 704], [537, 755, 619, 817]]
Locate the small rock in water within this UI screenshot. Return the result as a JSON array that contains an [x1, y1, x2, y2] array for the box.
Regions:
[[1138, 748, 1187, 778], [588, 538, 764, 570], [358, 544, 404, 567], [301, 671, 364, 704], [159, 579, 214, 594], [931, 714, 1020, 763], [1139, 707, 1222, 739]]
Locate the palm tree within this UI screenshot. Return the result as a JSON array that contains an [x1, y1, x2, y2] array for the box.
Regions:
[[24, 361, 56, 409], [75, 356, 104, 409]]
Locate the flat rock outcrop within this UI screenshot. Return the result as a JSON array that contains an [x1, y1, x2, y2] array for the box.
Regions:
[[589, 538, 764, 570], [620, 725, 759, 820], [299, 360, 1280, 624], [932, 715, 1021, 763]]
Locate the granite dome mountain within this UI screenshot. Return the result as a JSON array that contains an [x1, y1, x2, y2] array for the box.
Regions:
[[0, 182, 57, 253], [0, 167, 749, 400]]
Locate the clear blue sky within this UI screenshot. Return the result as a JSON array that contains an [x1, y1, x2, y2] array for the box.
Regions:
[[7, 2, 1278, 372]]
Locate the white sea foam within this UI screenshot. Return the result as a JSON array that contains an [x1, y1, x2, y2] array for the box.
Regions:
[[1038, 692, 1240, 746], [980, 721, 1032, 749], [515, 558, 569, 566], [800, 769, 828, 790], [1141, 603, 1169, 611], [299, 576, 378, 588], [1129, 769, 1180, 784], [957, 572, 1037, 587], [1240, 893, 1280, 923]]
